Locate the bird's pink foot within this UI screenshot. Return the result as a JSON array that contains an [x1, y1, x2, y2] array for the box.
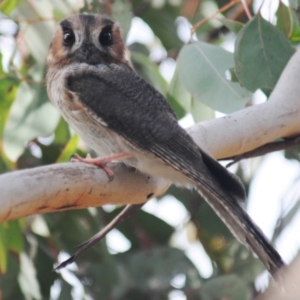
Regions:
[[70, 152, 132, 181]]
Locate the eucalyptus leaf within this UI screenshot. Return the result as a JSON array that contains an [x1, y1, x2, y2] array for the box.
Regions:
[[18, 253, 42, 300], [111, 0, 132, 40], [56, 134, 79, 163], [276, 2, 300, 42], [289, 0, 300, 9], [201, 274, 251, 300], [234, 14, 295, 94], [0, 224, 8, 274], [131, 52, 167, 96], [0, 0, 22, 14], [135, 2, 182, 51], [0, 76, 18, 141], [4, 82, 60, 161], [57, 281, 73, 300], [178, 42, 251, 113], [167, 68, 190, 118], [13, 1, 54, 64], [219, 18, 244, 34], [191, 98, 215, 122], [115, 246, 201, 296]]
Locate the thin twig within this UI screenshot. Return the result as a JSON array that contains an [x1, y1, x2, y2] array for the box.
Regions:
[[221, 135, 300, 167], [191, 0, 240, 36], [240, 0, 252, 19]]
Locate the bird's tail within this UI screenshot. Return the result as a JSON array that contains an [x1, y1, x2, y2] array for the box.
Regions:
[[196, 179, 284, 276]]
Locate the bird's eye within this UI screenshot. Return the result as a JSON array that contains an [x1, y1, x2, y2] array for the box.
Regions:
[[99, 29, 112, 46], [63, 30, 75, 46]]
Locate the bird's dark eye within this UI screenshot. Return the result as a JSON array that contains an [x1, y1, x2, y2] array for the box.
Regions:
[[99, 29, 112, 46], [63, 30, 75, 46]]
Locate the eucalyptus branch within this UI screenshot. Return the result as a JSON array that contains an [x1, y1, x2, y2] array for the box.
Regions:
[[1, 45, 300, 223]]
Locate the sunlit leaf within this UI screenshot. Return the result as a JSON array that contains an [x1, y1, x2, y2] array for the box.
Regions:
[[0, 0, 22, 14], [234, 14, 295, 94], [13, 1, 54, 64], [191, 98, 215, 122], [56, 134, 79, 163], [3, 81, 60, 161], [276, 2, 300, 42], [0, 224, 7, 274], [178, 42, 251, 113], [18, 253, 42, 300]]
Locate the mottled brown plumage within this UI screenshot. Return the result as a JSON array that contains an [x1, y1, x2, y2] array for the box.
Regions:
[[47, 14, 284, 274]]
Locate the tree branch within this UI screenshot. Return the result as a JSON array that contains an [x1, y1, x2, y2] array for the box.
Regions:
[[2, 48, 300, 223]]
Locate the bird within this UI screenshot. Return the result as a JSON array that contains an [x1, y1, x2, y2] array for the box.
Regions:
[[46, 13, 285, 275]]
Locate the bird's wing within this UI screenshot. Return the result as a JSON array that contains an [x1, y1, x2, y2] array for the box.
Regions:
[[65, 63, 284, 275], [66, 63, 245, 201]]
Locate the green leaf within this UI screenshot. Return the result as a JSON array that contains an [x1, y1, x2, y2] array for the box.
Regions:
[[230, 243, 264, 283], [128, 42, 150, 57], [34, 234, 58, 298], [6, 220, 23, 253], [76, 258, 119, 298], [135, 1, 183, 51], [219, 18, 244, 34], [201, 274, 251, 300], [57, 281, 73, 300], [0, 54, 19, 144], [0, 0, 22, 14], [178, 42, 251, 113], [0, 77, 18, 142], [106, 208, 174, 249], [80, 0, 106, 13], [0, 224, 8, 274], [289, 0, 300, 9], [3, 81, 60, 161], [111, 0, 132, 40], [131, 52, 168, 96], [0, 221, 23, 274], [56, 134, 79, 163], [115, 247, 201, 297], [54, 117, 71, 144], [167, 68, 191, 118], [276, 2, 300, 42], [191, 98, 215, 122], [45, 210, 106, 261], [13, 1, 54, 64], [0, 252, 23, 299], [234, 14, 295, 94]]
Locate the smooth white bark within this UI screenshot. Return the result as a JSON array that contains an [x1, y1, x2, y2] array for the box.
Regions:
[[1, 49, 300, 222]]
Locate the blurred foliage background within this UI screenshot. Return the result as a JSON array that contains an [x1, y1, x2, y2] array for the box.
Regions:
[[1, 0, 300, 299]]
